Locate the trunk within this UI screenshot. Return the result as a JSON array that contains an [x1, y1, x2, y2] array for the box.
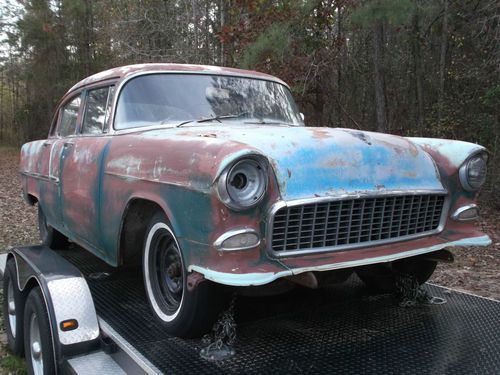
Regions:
[[337, 6, 342, 128], [205, 1, 210, 64], [437, 0, 448, 124], [372, 21, 388, 133], [412, 11, 425, 135], [0, 69, 4, 142], [192, 0, 199, 60], [83, 0, 93, 76]]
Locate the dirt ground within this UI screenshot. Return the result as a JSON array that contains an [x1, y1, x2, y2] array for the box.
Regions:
[[0, 147, 498, 372]]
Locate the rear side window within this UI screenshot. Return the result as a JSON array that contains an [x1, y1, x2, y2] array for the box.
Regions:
[[59, 95, 81, 137], [82, 86, 115, 134]]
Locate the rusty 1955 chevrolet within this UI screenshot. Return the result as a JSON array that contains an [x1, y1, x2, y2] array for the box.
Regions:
[[20, 64, 491, 337]]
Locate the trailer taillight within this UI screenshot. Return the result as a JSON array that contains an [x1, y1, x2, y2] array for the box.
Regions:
[[60, 319, 79, 331]]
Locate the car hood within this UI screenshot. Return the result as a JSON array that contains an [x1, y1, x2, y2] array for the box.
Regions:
[[148, 125, 445, 200]]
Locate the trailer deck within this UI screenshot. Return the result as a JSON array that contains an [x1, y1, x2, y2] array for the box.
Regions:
[[57, 247, 500, 375]]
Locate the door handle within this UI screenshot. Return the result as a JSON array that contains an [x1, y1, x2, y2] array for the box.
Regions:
[[43, 141, 52, 147], [63, 142, 74, 148]]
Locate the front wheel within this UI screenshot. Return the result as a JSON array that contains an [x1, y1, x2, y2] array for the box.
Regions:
[[143, 212, 227, 338], [23, 287, 55, 375]]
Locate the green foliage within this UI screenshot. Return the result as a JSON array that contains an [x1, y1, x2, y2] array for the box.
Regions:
[[242, 22, 292, 69], [1, 354, 27, 374], [483, 85, 500, 109], [350, 0, 415, 27]]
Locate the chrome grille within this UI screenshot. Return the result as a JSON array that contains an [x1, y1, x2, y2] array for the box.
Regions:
[[270, 194, 446, 254]]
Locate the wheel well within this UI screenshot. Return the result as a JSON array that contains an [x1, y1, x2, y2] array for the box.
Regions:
[[27, 194, 38, 206], [119, 199, 164, 266]]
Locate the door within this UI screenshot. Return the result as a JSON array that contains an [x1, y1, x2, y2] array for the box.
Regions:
[[59, 86, 114, 251], [38, 94, 82, 232]]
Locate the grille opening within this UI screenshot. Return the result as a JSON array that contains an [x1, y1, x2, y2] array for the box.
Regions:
[[270, 194, 446, 254]]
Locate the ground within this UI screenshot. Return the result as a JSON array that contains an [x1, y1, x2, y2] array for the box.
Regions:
[[0, 147, 498, 373]]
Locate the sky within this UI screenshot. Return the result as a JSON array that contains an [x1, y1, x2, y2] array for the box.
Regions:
[[0, 0, 22, 59]]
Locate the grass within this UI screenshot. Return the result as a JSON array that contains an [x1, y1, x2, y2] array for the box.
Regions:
[[0, 355, 27, 375]]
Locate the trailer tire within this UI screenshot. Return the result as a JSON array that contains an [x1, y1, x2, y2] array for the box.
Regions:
[[38, 205, 68, 249], [24, 287, 55, 375], [143, 212, 227, 338], [356, 258, 437, 292], [3, 258, 27, 356]]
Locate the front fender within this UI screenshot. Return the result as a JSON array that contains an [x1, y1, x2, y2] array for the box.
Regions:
[[407, 137, 487, 176]]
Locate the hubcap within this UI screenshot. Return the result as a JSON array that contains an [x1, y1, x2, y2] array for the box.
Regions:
[[29, 313, 44, 374], [7, 282, 16, 338]]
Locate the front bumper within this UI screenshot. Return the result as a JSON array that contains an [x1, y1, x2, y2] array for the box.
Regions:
[[188, 234, 491, 286]]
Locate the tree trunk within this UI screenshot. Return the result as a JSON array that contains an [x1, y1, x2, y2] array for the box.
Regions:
[[372, 21, 388, 133], [437, 0, 448, 124], [412, 10, 425, 135], [337, 5, 343, 128]]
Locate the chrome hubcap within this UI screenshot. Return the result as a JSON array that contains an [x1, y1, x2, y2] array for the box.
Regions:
[[7, 282, 16, 338], [29, 314, 44, 374]]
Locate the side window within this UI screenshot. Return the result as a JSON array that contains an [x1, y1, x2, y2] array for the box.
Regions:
[[82, 86, 115, 135], [59, 96, 81, 137]]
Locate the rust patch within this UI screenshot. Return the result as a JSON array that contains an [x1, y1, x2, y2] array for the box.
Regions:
[[323, 157, 349, 168], [311, 128, 333, 140], [287, 168, 292, 178], [187, 271, 206, 291]]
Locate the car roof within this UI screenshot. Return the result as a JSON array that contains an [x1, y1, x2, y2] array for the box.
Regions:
[[67, 63, 288, 94]]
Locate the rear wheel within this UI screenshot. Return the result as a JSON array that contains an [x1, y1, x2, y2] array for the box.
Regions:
[[24, 287, 55, 375], [143, 212, 227, 338], [3, 258, 27, 356], [356, 257, 437, 292], [38, 205, 68, 249]]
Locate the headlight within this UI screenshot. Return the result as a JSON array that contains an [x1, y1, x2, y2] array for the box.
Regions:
[[218, 157, 268, 210], [459, 152, 488, 191]]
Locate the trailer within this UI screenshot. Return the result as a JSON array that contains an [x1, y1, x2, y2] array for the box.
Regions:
[[1, 244, 499, 374]]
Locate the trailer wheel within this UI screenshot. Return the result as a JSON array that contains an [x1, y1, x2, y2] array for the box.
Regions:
[[356, 258, 437, 292], [3, 258, 27, 356], [38, 205, 68, 249], [24, 287, 55, 375], [143, 212, 227, 338]]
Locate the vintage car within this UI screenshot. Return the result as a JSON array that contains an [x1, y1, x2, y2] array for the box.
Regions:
[[19, 64, 491, 337]]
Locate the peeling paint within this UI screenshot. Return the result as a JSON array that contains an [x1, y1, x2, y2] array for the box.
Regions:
[[188, 235, 491, 286], [19, 65, 490, 288]]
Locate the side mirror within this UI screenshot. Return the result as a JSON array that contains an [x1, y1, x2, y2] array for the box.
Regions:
[[300, 113, 305, 121]]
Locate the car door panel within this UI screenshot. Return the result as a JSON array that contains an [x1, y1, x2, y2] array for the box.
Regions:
[[60, 137, 110, 251]]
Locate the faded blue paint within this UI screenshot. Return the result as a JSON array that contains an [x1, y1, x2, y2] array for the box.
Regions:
[[408, 137, 486, 168], [157, 125, 445, 200], [188, 234, 492, 286]]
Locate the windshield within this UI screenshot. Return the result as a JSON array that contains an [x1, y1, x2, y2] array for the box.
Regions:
[[114, 73, 304, 129]]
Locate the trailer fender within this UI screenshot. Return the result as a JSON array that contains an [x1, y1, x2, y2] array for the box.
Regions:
[[1, 246, 100, 367]]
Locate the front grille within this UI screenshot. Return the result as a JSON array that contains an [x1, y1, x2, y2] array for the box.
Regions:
[[270, 194, 446, 254]]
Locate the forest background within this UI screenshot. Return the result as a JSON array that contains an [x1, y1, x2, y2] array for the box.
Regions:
[[0, 0, 499, 202]]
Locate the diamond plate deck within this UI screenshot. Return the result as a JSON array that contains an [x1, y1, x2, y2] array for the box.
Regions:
[[60, 247, 500, 375]]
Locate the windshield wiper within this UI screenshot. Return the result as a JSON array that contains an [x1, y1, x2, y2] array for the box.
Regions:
[[244, 120, 296, 126], [176, 112, 249, 128]]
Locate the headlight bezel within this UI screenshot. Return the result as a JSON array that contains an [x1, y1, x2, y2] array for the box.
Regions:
[[217, 155, 269, 211], [458, 151, 488, 191]]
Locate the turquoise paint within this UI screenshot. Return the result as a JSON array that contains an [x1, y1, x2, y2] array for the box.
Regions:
[[408, 137, 486, 168], [153, 125, 445, 200], [97, 141, 112, 262]]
